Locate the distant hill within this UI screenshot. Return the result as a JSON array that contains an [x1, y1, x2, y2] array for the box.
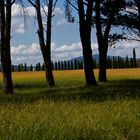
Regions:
[[70, 54, 119, 63]]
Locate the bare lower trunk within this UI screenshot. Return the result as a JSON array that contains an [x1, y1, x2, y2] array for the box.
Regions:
[[98, 45, 108, 82], [82, 41, 97, 86], [1, 52, 13, 94], [44, 55, 55, 87], [0, 0, 13, 94], [99, 48, 107, 82]]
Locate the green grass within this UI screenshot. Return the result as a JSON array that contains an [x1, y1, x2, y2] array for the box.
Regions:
[[0, 69, 140, 140]]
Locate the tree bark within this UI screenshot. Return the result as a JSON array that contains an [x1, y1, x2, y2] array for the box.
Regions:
[[98, 43, 108, 82], [82, 40, 97, 86], [0, 0, 13, 94]]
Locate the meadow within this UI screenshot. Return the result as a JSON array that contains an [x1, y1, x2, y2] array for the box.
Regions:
[[0, 69, 140, 140]]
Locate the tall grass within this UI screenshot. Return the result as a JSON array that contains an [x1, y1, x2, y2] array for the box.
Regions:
[[0, 69, 140, 140]]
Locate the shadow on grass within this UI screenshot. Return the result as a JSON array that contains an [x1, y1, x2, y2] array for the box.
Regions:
[[0, 79, 140, 104]]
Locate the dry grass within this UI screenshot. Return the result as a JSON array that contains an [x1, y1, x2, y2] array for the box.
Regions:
[[0, 69, 139, 140], [0, 68, 139, 81]]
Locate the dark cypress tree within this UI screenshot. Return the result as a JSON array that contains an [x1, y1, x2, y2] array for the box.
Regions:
[[117, 56, 120, 68], [24, 62, 27, 71], [80, 60, 84, 69], [35, 64, 38, 71], [113, 57, 117, 69], [18, 64, 21, 72], [42, 63, 45, 71], [125, 55, 129, 68], [67, 61, 70, 70], [64, 60, 67, 70], [30, 65, 33, 71], [107, 57, 112, 69], [71, 61, 73, 70], [77, 60, 80, 69], [20, 63, 24, 71], [61, 61, 64, 70], [130, 58, 134, 68], [11, 65, 14, 72], [74, 59, 77, 70], [58, 61, 61, 70], [133, 48, 137, 68], [54, 61, 58, 70], [38, 62, 41, 71]]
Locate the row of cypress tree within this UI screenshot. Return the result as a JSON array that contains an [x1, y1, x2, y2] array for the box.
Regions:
[[10, 48, 137, 72]]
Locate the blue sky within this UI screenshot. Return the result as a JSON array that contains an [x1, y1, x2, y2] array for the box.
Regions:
[[11, 1, 140, 65]]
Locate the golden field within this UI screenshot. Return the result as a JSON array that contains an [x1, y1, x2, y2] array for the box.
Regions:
[[0, 68, 139, 81]]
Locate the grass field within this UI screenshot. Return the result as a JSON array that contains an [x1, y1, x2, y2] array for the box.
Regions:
[[0, 69, 140, 140]]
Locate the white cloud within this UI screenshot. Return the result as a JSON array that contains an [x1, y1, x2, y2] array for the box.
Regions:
[[12, 4, 63, 17], [11, 4, 63, 35], [11, 42, 98, 65], [57, 19, 67, 26], [15, 23, 25, 34], [108, 40, 140, 58], [11, 40, 140, 65]]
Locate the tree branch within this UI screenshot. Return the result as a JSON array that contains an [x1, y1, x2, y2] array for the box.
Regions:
[[28, 0, 36, 8]]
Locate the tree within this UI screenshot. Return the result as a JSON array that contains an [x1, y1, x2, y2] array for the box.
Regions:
[[67, 61, 70, 70], [113, 57, 117, 69], [130, 58, 134, 68], [64, 60, 67, 70], [113, 0, 140, 41], [95, 0, 126, 81], [125, 55, 129, 68], [74, 59, 77, 70], [42, 63, 45, 71], [133, 48, 137, 68], [28, 0, 57, 87], [18, 64, 21, 72], [0, 0, 16, 94], [61, 61, 64, 70], [65, 0, 97, 86], [58, 61, 61, 70], [24, 62, 27, 71], [54, 61, 57, 70], [35, 62, 41, 71], [70, 61, 73, 70], [30, 64, 33, 71]]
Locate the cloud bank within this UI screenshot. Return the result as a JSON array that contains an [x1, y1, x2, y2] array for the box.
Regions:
[[11, 41, 140, 65]]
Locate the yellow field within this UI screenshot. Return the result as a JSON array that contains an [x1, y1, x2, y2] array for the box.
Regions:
[[0, 68, 139, 81]]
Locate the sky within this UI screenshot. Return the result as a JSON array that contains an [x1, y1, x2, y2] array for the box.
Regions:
[[11, 1, 140, 65]]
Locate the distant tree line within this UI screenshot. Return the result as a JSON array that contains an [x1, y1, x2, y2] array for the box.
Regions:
[[7, 48, 137, 72]]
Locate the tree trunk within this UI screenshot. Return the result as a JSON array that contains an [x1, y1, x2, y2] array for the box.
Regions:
[[77, 0, 97, 86], [98, 44, 108, 82], [138, 0, 140, 32], [0, 0, 13, 94], [82, 40, 97, 86], [35, 0, 55, 87], [44, 55, 55, 87], [45, 0, 55, 87], [1, 49, 13, 94]]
